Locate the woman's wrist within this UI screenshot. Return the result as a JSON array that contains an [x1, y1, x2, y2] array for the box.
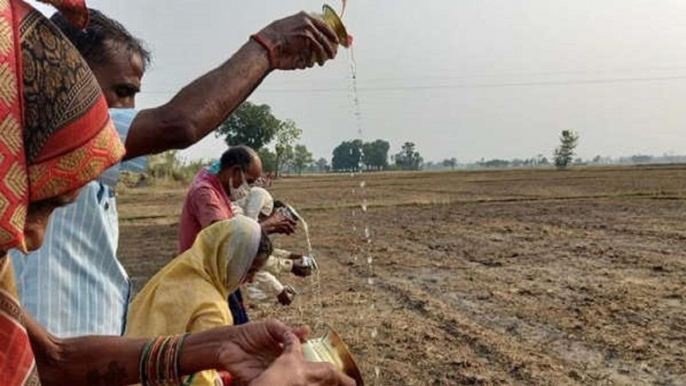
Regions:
[[178, 329, 232, 376]]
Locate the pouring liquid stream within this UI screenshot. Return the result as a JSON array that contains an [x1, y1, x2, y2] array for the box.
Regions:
[[288, 206, 324, 332], [348, 43, 382, 384]]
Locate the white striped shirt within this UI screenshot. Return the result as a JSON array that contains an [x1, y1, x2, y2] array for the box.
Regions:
[[11, 109, 145, 337]]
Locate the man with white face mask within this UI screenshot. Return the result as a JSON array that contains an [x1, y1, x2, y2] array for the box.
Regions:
[[179, 145, 297, 324], [179, 146, 296, 251]]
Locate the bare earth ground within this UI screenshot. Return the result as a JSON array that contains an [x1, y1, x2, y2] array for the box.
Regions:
[[118, 166, 686, 386]]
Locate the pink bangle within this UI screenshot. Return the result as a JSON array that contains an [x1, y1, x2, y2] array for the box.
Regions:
[[250, 33, 277, 69]]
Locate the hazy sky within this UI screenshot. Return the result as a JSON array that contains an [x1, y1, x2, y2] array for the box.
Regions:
[[30, 0, 686, 163]]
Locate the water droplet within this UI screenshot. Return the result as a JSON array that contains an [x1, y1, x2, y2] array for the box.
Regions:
[[367, 277, 374, 285], [375, 366, 381, 378], [367, 255, 373, 265], [364, 227, 370, 239], [360, 181, 366, 188], [361, 199, 368, 212], [371, 327, 378, 338], [352, 225, 357, 232]]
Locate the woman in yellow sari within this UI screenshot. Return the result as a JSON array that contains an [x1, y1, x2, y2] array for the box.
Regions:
[[126, 216, 273, 385]]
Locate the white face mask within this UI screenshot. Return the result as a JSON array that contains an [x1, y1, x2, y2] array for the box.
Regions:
[[229, 170, 251, 201]]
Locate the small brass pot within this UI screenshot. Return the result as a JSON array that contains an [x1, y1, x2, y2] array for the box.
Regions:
[[313, 4, 351, 48], [302, 326, 364, 385]]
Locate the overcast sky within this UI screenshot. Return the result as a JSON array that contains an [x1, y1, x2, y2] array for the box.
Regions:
[[30, 0, 686, 163]]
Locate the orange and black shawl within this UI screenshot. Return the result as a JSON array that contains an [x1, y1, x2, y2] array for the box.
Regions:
[[0, 1, 124, 385]]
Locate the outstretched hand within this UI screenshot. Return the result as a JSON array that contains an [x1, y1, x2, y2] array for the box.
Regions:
[[292, 258, 314, 277], [260, 212, 296, 235], [277, 287, 297, 306], [215, 319, 307, 382]]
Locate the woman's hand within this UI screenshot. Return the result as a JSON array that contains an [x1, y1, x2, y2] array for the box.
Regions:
[[213, 319, 306, 382], [212, 320, 355, 385], [249, 331, 357, 386]]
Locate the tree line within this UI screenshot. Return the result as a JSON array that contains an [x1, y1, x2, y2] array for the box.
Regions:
[[214, 101, 589, 174], [213, 102, 586, 173], [331, 140, 424, 172], [193, 101, 680, 176], [213, 100, 427, 174]]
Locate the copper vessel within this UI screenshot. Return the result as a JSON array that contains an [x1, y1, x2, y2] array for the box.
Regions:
[[314, 4, 351, 48]]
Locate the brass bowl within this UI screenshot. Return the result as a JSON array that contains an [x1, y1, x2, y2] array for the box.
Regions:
[[302, 326, 365, 385], [318, 4, 351, 47]]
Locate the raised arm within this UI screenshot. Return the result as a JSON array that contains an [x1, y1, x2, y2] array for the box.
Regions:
[[123, 13, 339, 160]]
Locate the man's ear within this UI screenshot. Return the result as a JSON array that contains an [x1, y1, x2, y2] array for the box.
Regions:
[[232, 166, 244, 180]]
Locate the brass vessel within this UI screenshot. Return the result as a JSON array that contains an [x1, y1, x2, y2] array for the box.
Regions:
[[302, 326, 364, 385], [315, 4, 351, 48]]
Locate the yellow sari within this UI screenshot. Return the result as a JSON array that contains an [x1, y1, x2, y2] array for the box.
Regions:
[[125, 216, 261, 385]]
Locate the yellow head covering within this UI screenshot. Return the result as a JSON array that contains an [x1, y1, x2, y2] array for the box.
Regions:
[[125, 216, 261, 338]]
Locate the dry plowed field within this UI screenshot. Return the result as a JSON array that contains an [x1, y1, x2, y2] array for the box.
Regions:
[[118, 166, 686, 385]]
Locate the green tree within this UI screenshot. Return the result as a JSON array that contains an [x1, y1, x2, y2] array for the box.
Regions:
[[257, 147, 277, 173], [216, 101, 281, 150], [553, 130, 579, 170], [395, 142, 423, 170], [442, 157, 457, 169], [362, 139, 390, 171], [332, 139, 363, 172], [274, 120, 302, 177], [278, 145, 295, 174], [292, 144, 314, 175], [315, 157, 329, 173]]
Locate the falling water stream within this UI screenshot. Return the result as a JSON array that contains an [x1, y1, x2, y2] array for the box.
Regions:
[[289, 3, 380, 382], [349, 44, 381, 385], [286, 205, 324, 332]]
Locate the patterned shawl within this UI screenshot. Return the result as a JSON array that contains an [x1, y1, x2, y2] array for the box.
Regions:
[[0, 1, 124, 385]]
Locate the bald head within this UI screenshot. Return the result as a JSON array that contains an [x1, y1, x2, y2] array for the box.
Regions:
[[218, 146, 262, 191], [220, 146, 259, 170]]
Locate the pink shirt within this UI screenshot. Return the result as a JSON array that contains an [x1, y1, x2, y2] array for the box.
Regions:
[[178, 168, 234, 253]]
